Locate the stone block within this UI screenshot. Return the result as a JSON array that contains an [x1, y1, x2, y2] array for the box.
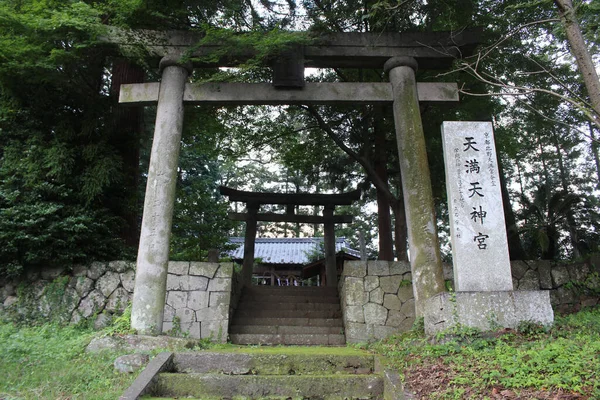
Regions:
[[188, 276, 209, 291], [551, 265, 570, 287], [398, 317, 415, 332], [197, 303, 229, 321], [402, 272, 412, 282], [78, 289, 106, 318], [554, 286, 577, 304], [74, 276, 94, 298], [106, 287, 130, 312], [383, 294, 402, 311], [389, 261, 410, 276], [72, 265, 88, 277], [119, 270, 135, 293], [41, 266, 65, 281], [114, 354, 149, 374], [345, 305, 365, 323], [96, 271, 121, 297], [31, 281, 48, 299], [166, 291, 187, 309], [209, 291, 230, 308], [344, 261, 367, 278], [201, 320, 228, 342], [364, 276, 380, 292], [424, 291, 554, 335], [380, 275, 402, 294], [368, 261, 390, 276], [386, 310, 405, 328], [168, 261, 190, 275], [186, 321, 201, 339], [345, 322, 374, 343], [187, 291, 209, 311], [400, 298, 415, 318], [537, 262, 553, 290], [108, 261, 134, 273], [167, 274, 189, 291], [87, 262, 107, 280], [373, 325, 398, 340], [3, 296, 18, 308], [397, 285, 414, 303], [207, 278, 232, 292], [517, 269, 540, 290], [215, 263, 234, 278], [164, 304, 175, 322], [364, 303, 388, 326], [370, 287, 384, 305], [570, 263, 590, 282], [189, 262, 218, 278], [510, 260, 529, 280], [175, 307, 196, 323], [344, 278, 367, 306], [162, 322, 174, 334]]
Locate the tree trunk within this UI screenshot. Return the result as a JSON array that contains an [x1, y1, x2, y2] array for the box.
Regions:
[[498, 157, 526, 260], [110, 59, 145, 248], [555, 0, 600, 129], [589, 122, 600, 189], [374, 108, 394, 261]]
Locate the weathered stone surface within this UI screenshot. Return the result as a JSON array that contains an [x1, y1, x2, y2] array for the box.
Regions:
[[386, 310, 405, 328], [343, 261, 367, 278], [94, 313, 113, 330], [399, 298, 415, 318], [41, 266, 65, 281], [86, 336, 122, 352], [518, 269, 540, 291], [344, 278, 367, 306], [537, 262, 553, 289], [207, 278, 231, 292], [402, 272, 412, 282], [175, 307, 196, 323], [364, 276, 380, 292], [183, 321, 201, 339], [373, 325, 398, 340], [63, 286, 80, 313], [197, 304, 229, 321], [398, 316, 415, 332], [86, 334, 195, 353], [553, 286, 577, 305], [345, 322, 374, 343], [510, 260, 529, 280], [0, 283, 15, 303], [370, 287, 384, 305], [389, 261, 410, 276], [120, 270, 136, 293], [570, 263, 590, 282], [167, 274, 189, 291], [209, 291, 230, 308], [345, 305, 365, 323], [164, 304, 175, 322], [74, 276, 94, 298], [363, 303, 388, 326], [114, 353, 150, 373], [31, 280, 48, 299], [383, 294, 402, 311], [166, 291, 187, 310], [106, 287, 130, 312], [3, 296, 18, 308], [368, 261, 390, 276], [201, 320, 228, 342], [88, 262, 108, 280], [380, 275, 402, 294], [189, 262, 218, 278], [442, 263, 453, 280], [215, 263, 234, 278], [188, 276, 209, 291], [187, 291, 209, 311], [78, 289, 106, 318], [96, 271, 121, 297], [551, 265, 571, 287], [109, 260, 134, 273], [168, 261, 189, 276], [70, 310, 83, 325], [397, 285, 414, 303], [72, 264, 88, 277]]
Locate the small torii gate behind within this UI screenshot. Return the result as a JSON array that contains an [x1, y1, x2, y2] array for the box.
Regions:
[[111, 30, 480, 334], [219, 186, 361, 288]]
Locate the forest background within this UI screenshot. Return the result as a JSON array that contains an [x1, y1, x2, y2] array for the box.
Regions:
[[0, 0, 599, 279]]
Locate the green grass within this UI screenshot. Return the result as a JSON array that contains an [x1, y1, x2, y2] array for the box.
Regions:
[[369, 306, 600, 399], [0, 322, 139, 400]]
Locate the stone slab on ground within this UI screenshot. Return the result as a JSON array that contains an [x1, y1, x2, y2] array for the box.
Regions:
[[86, 334, 198, 353], [424, 290, 554, 335], [119, 352, 173, 400]]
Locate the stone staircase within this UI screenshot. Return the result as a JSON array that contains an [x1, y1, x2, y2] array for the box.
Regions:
[[133, 350, 403, 399], [229, 285, 346, 345]]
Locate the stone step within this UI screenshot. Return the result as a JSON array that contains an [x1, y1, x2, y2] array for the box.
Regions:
[[230, 333, 346, 346], [240, 294, 340, 304], [230, 324, 342, 335], [172, 352, 375, 375], [237, 301, 341, 312], [155, 373, 383, 399], [232, 316, 343, 327], [234, 308, 342, 319]]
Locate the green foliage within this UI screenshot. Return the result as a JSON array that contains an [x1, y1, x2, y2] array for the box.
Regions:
[[101, 303, 135, 336]]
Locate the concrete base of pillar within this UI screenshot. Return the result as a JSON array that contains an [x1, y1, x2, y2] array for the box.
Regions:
[[424, 291, 554, 335]]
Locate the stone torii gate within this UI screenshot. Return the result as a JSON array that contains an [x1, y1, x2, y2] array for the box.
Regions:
[[114, 30, 480, 334], [219, 186, 361, 288]]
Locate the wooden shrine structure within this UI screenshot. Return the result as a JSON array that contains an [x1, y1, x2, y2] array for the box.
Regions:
[[110, 28, 481, 334], [219, 186, 360, 288]]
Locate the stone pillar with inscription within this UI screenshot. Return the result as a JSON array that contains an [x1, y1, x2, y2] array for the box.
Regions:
[[424, 121, 554, 334], [131, 56, 192, 335]]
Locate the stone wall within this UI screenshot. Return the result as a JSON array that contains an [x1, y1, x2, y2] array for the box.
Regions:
[[340, 258, 600, 342], [340, 260, 415, 344], [0, 261, 235, 343]]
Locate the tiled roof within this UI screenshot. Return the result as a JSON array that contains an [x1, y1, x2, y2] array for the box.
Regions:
[[227, 237, 360, 265]]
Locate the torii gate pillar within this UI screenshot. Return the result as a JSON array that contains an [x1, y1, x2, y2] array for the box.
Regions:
[[131, 56, 192, 335], [385, 57, 446, 318]]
